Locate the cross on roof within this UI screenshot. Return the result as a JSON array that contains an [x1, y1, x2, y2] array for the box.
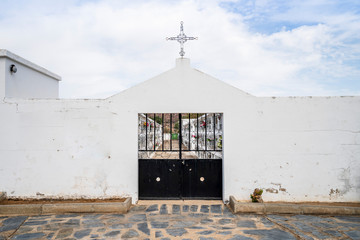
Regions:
[[166, 21, 198, 58]]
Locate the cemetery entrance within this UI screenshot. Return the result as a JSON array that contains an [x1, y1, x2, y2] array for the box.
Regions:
[[138, 113, 223, 199]]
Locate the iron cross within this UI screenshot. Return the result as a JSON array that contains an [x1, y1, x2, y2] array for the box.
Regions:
[[166, 21, 198, 58]]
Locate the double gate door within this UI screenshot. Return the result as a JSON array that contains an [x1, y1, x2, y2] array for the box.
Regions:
[[138, 113, 223, 200]]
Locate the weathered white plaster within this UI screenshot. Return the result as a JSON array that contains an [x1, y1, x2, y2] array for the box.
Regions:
[[0, 58, 359, 203], [0, 58, 5, 99], [0, 49, 60, 99]]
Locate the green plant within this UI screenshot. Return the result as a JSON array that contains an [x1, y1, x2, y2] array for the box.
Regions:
[[154, 116, 162, 125], [217, 136, 222, 149], [250, 188, 263, 203]]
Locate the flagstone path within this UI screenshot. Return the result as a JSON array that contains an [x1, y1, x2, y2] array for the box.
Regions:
[[1, 202, 359, 239], [150, 140, 199, 159]]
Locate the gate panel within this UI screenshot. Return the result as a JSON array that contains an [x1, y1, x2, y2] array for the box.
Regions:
[[138, 113, 223, 200], [183, 159, 222, 199], [139, 159, 182, 199]]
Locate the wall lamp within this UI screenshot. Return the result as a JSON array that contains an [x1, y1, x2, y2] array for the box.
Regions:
[[10, 64, 17, 74]]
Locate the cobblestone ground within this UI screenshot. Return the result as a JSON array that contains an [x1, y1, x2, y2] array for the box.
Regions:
[[0, 203, 359, 239]]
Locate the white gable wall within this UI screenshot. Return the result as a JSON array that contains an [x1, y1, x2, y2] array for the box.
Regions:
[[0, 58, 359, 203]]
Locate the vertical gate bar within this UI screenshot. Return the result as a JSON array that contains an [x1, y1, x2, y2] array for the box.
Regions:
[[213, 113, 216, 150], [189, 113, 191, 150], [179, 113, 182, 159], [197, 113, 199, 151], [205, 113, 207, 151], [154, 113, 156, 151], [145, 113, 148, 151], [162, 113, 164, 151], [170, 114, 172, 151]]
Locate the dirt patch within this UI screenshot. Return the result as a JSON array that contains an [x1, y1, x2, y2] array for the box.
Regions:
[[0, 198, 126, 205]]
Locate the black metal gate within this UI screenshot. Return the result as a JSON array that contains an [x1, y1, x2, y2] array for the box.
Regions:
[[138, 113, 223, 200]]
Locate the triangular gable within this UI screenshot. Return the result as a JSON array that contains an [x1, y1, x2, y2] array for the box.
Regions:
[[109, 58, 253, 102]]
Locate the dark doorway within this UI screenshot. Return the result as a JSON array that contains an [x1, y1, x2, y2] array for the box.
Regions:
[[138, 113, 223, 200]]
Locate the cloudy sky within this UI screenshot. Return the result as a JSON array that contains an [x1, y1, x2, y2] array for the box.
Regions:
[[0, 0, 359, 98]]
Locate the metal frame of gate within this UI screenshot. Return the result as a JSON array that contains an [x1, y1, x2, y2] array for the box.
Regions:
[[138, 113, 223, 200]]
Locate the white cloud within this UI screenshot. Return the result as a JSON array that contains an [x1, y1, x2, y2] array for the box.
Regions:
[[0, 0, 359, 98]]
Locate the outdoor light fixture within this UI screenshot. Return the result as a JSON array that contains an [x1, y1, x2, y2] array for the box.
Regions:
[[10, 64, 17, 74]]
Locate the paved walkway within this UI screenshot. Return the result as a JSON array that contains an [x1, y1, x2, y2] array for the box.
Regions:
[[1, 201, 359, 239], [151, 140, 198, 159]]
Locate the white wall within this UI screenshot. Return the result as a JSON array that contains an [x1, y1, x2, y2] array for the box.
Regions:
[[0, 99, 137, 200], [0, 50, 60, 99], [0, 58, 5, 99], [227, 97, 360, 202], [0, 58, 359, 203], [4, 59, 59, 98]]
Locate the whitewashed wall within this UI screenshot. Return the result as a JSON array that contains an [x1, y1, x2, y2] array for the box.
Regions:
[[0, 58, 359, 203], [228, 96, 360, 202], [0, 58, 5, 98], [0, 50, 60, 99]]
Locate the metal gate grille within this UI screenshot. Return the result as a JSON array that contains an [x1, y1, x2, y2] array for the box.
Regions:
[[138, 113, 222, 159], [138, 113, 223, 199]]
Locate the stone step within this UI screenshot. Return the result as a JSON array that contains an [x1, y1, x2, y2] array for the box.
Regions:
[[130, 202, 231, 216]]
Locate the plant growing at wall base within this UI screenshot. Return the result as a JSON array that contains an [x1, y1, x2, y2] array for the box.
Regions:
[[250, 188, 263, 203]]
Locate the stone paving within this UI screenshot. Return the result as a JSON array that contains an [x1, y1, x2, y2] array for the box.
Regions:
[[151, 140, 198, 159], [0, 202, 359, 239]]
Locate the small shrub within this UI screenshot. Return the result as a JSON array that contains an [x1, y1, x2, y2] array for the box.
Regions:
[[250, 188, 263, 203]]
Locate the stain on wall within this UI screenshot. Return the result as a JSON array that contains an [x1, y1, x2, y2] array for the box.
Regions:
[[265, 183, 287, 195], [266, 188, 278, 194], [329, 188, 340, 199]]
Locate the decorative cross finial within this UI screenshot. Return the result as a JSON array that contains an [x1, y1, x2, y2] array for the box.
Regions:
[[166, 21, 198, 58]]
